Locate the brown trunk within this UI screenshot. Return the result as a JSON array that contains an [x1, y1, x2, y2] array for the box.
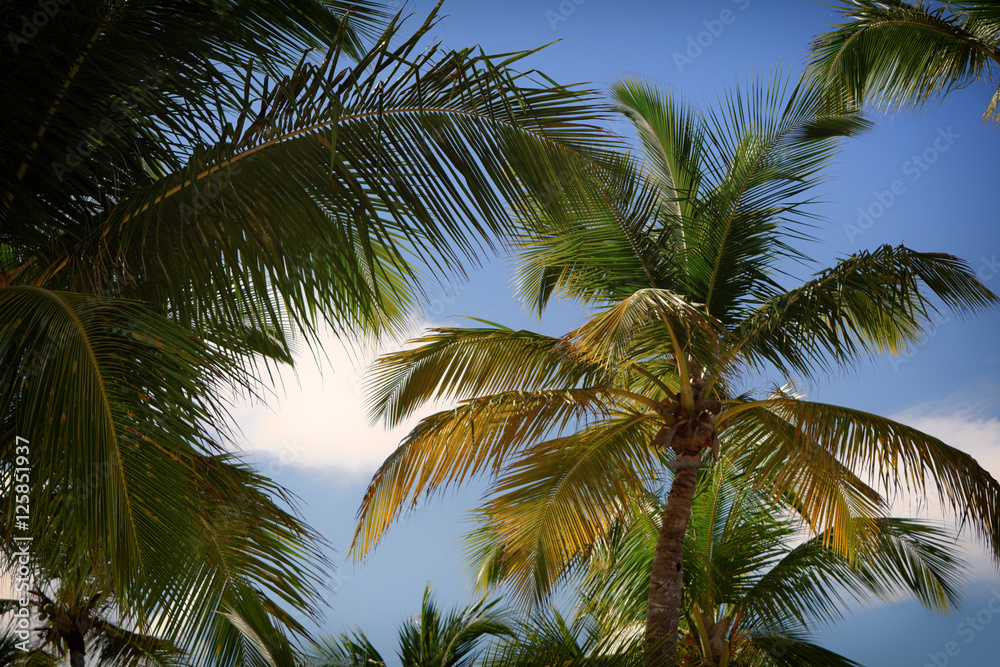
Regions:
[[66, 631, 85, 667], [644, 461, 700, 666]]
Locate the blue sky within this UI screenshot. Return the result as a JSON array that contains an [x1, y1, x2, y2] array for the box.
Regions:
[[237, 1, 1000, 664]]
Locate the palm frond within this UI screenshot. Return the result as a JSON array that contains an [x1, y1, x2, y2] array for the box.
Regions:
[[364, 326, 605, 429], [396, 585, 511, 667], [351, 386, 613, 560], [310, 630, 386, 667], [732, 245, 999, 378], [566, 288, 726, 376], [475, 411, 663, 606], [737, 634, 863, 667], [510, 151, 665, 314], [732, 397, 1000, 559], [808, 0, 1000, 121], [12, 4, 621, 348]]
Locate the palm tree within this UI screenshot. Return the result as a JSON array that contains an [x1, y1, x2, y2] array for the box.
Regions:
[[808, 0, 1000, 121], [2, 453, 332, 667], [1, 0, 619, 662], [349, 71, 1000, 665], [7, 580, 184, 667], [574, 457, 965, 666], [309, 584, 510, 667]]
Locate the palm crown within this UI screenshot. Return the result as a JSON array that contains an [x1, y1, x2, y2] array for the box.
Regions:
[[310, 584, 511, 667], [351, 71, 1000, 665]]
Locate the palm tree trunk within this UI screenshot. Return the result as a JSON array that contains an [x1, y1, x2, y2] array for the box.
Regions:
[[644, 461, 699, 666], [66, 631, 86, 667]]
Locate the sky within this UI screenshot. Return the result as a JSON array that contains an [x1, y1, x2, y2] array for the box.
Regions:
[[234, 1, 1000, 665]]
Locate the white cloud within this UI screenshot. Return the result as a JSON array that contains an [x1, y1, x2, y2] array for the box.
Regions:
[[230, 323, 443, 480]]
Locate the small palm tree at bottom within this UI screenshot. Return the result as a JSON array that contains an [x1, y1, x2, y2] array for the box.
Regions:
[[1, 574, 183, 667], [310, 584, 511, 667], [575, 458, 966, 666]]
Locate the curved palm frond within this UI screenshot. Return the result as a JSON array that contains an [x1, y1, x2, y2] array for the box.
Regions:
[[351, 385, 614, 560], [364, 326, 605, 429], [808, 0, 1000, 121], [310, 631, 386, 667], [472, 411, 664, 605], [731, 245, 999, 379], [737, 635, 864, 667], [742, 517, 964, 638], [728, 397, 1000, 559], [511, 152, 665, 314], [0, 287, 329, 665], [10, 3, 623, 347], [0, 286, 236, 581]]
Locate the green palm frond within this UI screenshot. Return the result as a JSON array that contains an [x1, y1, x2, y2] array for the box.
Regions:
[[1, 0, 388, 237], [310, 631, 386, 667], [145, 457, 329, 667], [808, 0, 1000, 121], [732, 245, 999, 379], [396, 585, 511, 667], [511, 152, 665, 314], [737, 635, 864, 667], [611, 77, 706, 226], [742, 517, 964, 638], [514, 70, 870, 325], [8, 2, 622, 346], [729, 397, 1000, 559], [88, 619, 186, 667], [0, 287, 329, 661], [0, 286, 236, 584], [364, 326, 605, 429], [725, 411, 887, 558]]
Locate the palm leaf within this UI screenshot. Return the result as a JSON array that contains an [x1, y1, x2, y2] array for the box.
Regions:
[[351, 386, 613, 560], [364, 326, 605, 429], [729, 397, 1000, 559], [475, 411, 663, 605], [808, 0, 1000, 121], [732, 245, 999, 378]]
